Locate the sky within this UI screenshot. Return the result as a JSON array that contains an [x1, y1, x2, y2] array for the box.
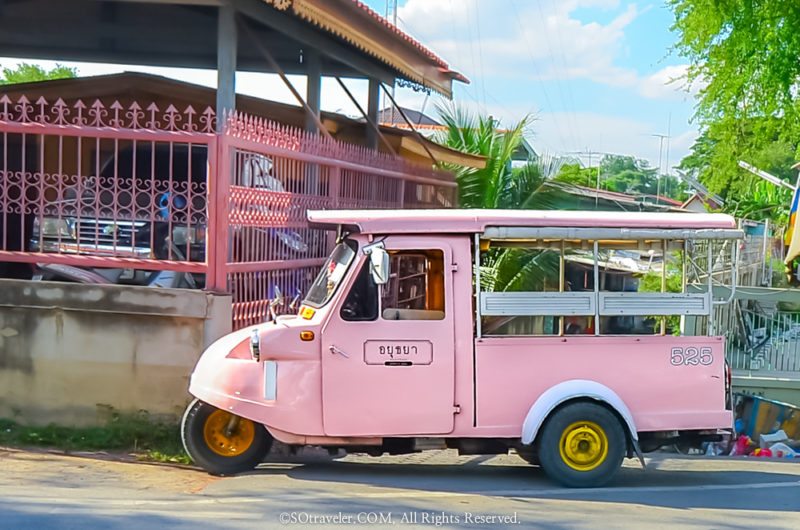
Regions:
[[0, 0, 699, 172]]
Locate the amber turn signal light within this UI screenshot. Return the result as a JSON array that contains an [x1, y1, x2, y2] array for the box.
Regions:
[[300, 331, 315, 341]]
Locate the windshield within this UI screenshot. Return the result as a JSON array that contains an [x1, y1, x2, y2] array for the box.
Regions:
[[303, 240, 357, 308]]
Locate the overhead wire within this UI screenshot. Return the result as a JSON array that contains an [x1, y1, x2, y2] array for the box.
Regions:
[[507, 0, 572, 151], [472, 0, 488, 111], [546, 0, 585, 150], [463, 0, 483, 113], [527, 0, 583, 152]]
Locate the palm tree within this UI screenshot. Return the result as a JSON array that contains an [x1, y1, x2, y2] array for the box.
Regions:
[[436, 103, 565, 210], [435, 103, 565, 299]]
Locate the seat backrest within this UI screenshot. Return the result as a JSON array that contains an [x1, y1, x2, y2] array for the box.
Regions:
[[382, 308, 445, 321]]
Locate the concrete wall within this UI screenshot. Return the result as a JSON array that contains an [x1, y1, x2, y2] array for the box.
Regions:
[[0, 279, 231, 426], [733, 374, 800, 407]]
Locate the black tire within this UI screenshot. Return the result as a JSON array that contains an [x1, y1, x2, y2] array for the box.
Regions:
[[536, 402, 626, 488], [516, 446, 539, 466], [181, 399, 272, 475]]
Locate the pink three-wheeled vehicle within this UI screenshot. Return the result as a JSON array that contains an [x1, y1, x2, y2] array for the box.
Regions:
[[182, 209, 741, 487]]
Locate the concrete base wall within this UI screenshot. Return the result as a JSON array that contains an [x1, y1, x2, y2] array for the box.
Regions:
[[0, 279, 231, 426], [733, 373, 800, 407]]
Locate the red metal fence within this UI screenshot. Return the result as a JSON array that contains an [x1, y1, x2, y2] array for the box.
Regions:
[[0, 95, 456, 329]]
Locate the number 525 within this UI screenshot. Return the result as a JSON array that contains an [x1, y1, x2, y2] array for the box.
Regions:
[[671, 347, 713, 366]]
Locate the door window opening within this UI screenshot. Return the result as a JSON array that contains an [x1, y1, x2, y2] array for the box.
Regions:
[[382, 250, 445, 321]]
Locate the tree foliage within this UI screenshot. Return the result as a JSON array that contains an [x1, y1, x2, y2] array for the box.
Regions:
[[0, 63, 77, 85], [555, 155, 687, 200], [436, 103, 563, 291], [669, 1, 800, 222], [669, 0, 800, 128], [435, 103, 566, 210]]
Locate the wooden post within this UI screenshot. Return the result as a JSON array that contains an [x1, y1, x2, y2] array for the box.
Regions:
[[366, 78, 380, 149], [216, 2, 237, 131], [305, 49, 322, 134]]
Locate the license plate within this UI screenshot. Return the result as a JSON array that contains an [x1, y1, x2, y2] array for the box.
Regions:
[[363, 340, 433, 365]]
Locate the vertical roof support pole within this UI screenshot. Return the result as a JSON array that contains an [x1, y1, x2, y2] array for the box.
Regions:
[[661, 239, 667, 336], [305, 49, 322, 133], [559, 240, 565, 336], [681, 240, 688, 335], [707, 241, 714, 336], [474, 233, 482, 339], [366, 78, 381, 150], [594, 240, 600, 336], [216, 1, 237, 131]]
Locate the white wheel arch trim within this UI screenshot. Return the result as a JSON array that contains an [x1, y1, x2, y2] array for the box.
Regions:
[[521, 380, 638, 445]]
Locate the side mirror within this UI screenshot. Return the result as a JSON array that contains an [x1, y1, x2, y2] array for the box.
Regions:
[[369, 247, 390, 285]]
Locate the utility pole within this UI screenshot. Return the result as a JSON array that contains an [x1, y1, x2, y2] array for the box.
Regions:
[[665, 113, 672, 199], [652, 133, 669, 205]]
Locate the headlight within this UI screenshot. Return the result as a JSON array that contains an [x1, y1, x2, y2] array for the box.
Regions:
[[172, 226, 207, 246], [33, 217, 74, 238]]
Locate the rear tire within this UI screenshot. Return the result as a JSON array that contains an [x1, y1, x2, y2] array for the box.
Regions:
[[536, 402, 626, 488], [181, 399, 272, 475]]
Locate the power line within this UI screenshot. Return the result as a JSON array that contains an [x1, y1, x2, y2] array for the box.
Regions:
[[530, 0, 582, 151], [508, 0, 572, 151], [472, 0, 488, 110], [546, 0, 585, 150]]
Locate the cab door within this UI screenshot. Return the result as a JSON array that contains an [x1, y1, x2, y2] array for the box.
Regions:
[[321, 237, 456, 437]]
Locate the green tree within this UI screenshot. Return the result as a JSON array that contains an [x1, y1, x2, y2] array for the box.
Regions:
[[553, 163, 595, 188], [0, 63, 77, 85], [669, 1, 800, 223], [555, 155, 687, 200], [669, 0, 800, 133], [435, 104, 564, 210], [436, 103, 563, 292], [678, 117, 797, 201]]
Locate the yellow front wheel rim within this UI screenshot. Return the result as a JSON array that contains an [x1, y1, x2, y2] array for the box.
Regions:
[[203, 410, 256, 457], [559, 420, 608, 472]]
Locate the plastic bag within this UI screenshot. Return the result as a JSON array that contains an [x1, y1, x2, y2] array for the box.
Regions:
[[768, 442, 797, 458]]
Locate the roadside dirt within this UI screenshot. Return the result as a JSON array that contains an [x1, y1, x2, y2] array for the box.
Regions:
[[0, 446, 218, 495]]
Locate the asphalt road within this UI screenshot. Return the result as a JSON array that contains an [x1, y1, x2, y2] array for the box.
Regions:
[[1, 447, 799, 529]]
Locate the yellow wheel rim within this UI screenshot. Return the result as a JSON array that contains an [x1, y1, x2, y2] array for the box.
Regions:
[[559, 420, 609, 472], [202, 410, 256, 457]]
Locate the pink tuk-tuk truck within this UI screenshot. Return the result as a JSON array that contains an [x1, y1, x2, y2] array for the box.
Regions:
[[182, 209, 742, 487]]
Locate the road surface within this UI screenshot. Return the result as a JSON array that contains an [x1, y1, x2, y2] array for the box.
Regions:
[[1, 447, 798, 529]]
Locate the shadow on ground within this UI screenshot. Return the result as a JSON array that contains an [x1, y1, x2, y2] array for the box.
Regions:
[[228, 456, 800, 513]]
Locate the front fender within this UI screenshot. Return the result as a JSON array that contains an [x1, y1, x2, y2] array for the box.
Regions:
[[521, 379, 638, 445]]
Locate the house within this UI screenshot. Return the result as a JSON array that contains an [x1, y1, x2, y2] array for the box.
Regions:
[[682, 192, 723, 213], [0, 0, 476, 426]]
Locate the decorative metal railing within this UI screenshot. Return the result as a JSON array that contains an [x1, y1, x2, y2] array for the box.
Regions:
[[0, 95, 457, 329]]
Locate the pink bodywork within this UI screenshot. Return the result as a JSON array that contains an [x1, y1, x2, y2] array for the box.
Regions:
[[189, 210, 734, 445]]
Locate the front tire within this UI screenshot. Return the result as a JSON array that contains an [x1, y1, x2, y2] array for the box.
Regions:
[[536, 402, 626, 488], [181, 399, 272, 475]]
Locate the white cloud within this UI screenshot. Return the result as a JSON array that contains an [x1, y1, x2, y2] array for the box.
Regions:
[[398, 0, 641, 87], [638, 64, 706, 100], [399, 0, 694, 103]]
